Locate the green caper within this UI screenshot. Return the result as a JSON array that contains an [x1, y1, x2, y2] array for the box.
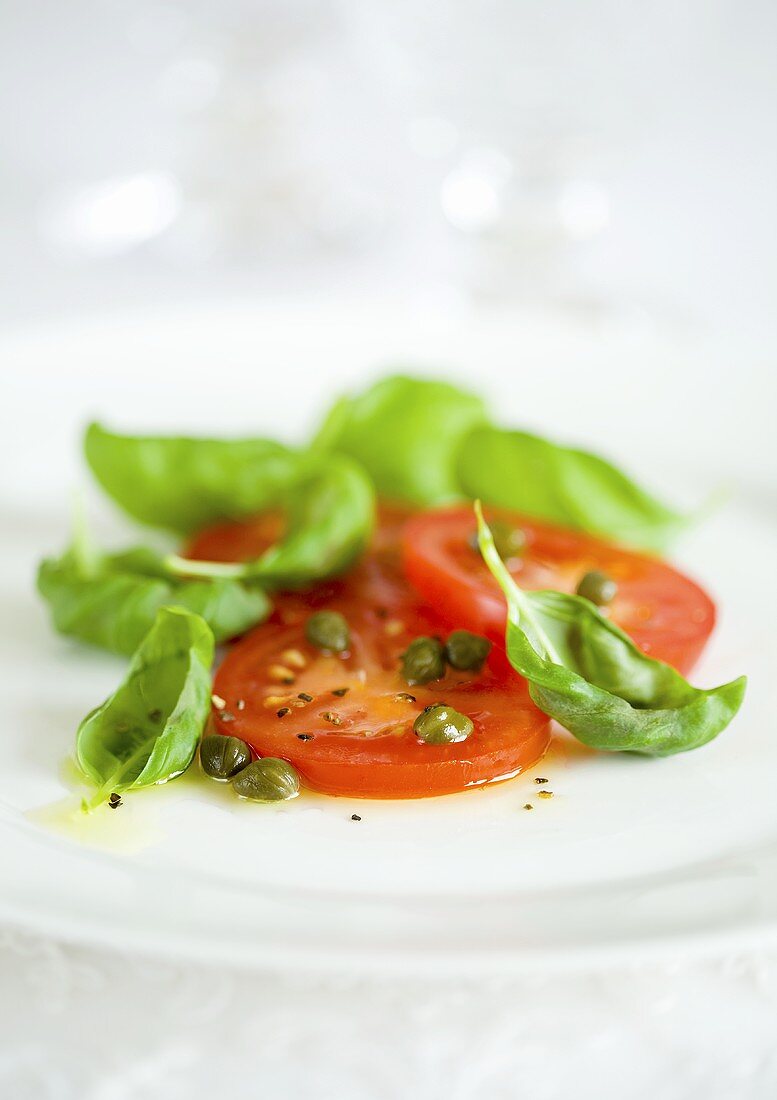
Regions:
[[414, 704, 473, 744], [232, 757, 300, 802], [469, 520, 526, 560], [401, 636, 446, 685], [200, 734, 252, 780], [576, 570, 618, 606], [444, 630, 492, 672], [304, 611, 350, 653]]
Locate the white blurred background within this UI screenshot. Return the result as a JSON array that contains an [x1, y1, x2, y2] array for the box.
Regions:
[[2, 6, 777, 1099], [1, 0, 776, 341]]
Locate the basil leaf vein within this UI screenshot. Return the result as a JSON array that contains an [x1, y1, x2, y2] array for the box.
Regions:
[[76, 607, 214, 809], [476, 504, 746, 755]]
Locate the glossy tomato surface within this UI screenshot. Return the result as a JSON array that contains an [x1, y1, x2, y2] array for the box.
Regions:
[[401, 508, 716, 675], [193, 508, 551, 798]]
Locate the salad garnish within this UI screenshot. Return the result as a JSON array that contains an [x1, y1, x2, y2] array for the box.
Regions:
[[400, 636, 446, 684], [199, 733, 252, 780], [311, 374, 488, 506], [84, 423, 298, 533], [444, 630, 492, 671], [37, 495, 269, 655], [36, 372, 747, 810], [475, 502, 746, 755], [76, 607, 213, 810], [38, 539, 269, 656], [231, 758, 300, 802], [459, 426, 687, 551], [575, 569, 617, 606], [414, 704, 474, 744], [305, 610, 351, 653], [165, 455, 375, 590]]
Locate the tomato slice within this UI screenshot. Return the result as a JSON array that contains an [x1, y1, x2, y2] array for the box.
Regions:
[[198, 508, 551, 799], [401, 508, 716, 675], [185, 512, 284, 564]]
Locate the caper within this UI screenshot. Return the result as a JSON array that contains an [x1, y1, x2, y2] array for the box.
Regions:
[[232, 757, 300, 802], [469, 520, 526, 560], [414, 704, 473, 744], [200, 734, 252, 780], [304, 611, 350, 653], [401, 636, 446, 685], [444, 630, 492, 672], [576, 570, 618, 607]]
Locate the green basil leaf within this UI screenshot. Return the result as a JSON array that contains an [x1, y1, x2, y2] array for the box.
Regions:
[[476, 504, 746, 755], [76, 607, 214, 809], [312, 374, 488, 505], [85, 422, 298, 534], [460, 427, 685, 551], [167, 454, 375, 590], [37, 544, 269, 655]]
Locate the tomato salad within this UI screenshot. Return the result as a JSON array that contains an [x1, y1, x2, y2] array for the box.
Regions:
[[189, 503, 718, 798], [40, 374, 745, 811], [193, 508, 550, 798]]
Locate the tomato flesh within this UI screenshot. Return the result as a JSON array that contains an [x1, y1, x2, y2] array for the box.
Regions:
[[198, 508, 551, 798], [401, 508, 716, 675], [185, 512, 284, 565]]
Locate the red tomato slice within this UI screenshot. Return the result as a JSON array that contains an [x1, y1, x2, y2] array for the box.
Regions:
[[196, 508, 551, 799], [401, 507, 716, 675], [185, 512, 284, 564]]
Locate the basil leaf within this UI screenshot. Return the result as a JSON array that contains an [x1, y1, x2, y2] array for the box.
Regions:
[[38, 544, 269, 655], [312, 375, 488, 505], [460, 427, 685, 551], [85, 422, 298, 534], [76, 607, 214, 809], [476, 505, 746, 755], [167, 454, 375, 590]]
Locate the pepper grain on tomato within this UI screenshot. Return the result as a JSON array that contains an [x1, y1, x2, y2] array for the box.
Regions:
[[192, 507, 551, 798]]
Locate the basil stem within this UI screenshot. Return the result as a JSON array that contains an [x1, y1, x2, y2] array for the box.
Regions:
[[38, 541, 269, 656], [476, 503, 746, 756], [167, 454, 375, 590]]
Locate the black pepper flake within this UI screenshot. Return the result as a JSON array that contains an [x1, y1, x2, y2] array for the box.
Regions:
[[331, 687, 349, 697], [534, 777, 549, 784], [297, 733, 314, 741], [394, 692, 416, 703], [147, 709, 162, 722], [108, 792, 122, 809], [221, 711, 236, 723], [351, 813, 361, 821], [276, 707, 290, 718], [523, 803, 533, 811], [375, 607, 388, 619], [298, 692, 314, 702]]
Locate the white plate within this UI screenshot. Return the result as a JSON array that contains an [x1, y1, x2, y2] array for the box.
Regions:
[[1, 302, 775, 974]]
